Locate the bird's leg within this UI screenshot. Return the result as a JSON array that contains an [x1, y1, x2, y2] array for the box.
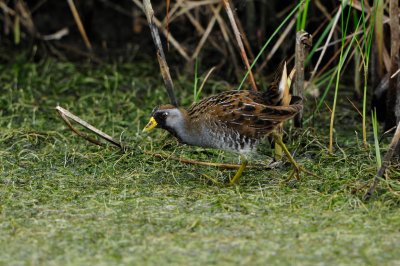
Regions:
[[229, 155, 247, 185], [272, 132, 300, 181]]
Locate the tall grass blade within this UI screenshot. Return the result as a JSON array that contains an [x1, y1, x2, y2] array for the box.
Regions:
[[195, 67, 216, 103], [14, 15, 20, 45], [304, 16, 362, 126], [328, 0, 352, 153], [238, 0, 304, 90], [372, 109, 382, 169], [300, 0, 309, 30], [305, 8, 340, 66]]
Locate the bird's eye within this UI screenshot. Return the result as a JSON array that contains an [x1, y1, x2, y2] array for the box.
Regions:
[[161, 112, 168, 119]]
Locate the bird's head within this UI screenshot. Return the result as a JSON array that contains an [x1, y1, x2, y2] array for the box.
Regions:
[[142, 104, 185, 134]]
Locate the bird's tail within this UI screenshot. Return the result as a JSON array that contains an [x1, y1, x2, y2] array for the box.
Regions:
[[262, 60, 292, 106]]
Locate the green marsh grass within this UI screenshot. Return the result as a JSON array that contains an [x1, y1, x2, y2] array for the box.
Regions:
[[372, 109, 382, 170], [297, 0, 309, 31], [329, 0, 353, 153], [360, 0, 380, 150], [1, 58, 400, 265]]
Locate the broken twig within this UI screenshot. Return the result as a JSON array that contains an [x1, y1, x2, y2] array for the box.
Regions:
[[55, 106, 123, 148]]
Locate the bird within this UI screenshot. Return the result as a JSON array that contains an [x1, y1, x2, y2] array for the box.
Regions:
[[143, 63, 303, 184]]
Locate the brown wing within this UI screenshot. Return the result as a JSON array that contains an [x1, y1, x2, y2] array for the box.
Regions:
[[187, 90, 302, 139]]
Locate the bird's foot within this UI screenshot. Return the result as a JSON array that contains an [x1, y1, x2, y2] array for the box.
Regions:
[[280, 163, 301, 183], [202, 155, 248, 186], [280, 163, 319, 183], [229, 172, 241, 185], [229, 155, 247, 185]]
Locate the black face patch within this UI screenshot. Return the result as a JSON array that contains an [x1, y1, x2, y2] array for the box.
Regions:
[[152, 110, 183, 142], [153, 111, 169, 128]]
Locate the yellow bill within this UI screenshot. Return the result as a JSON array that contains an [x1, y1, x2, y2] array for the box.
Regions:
[[142, 117, 158, 133]]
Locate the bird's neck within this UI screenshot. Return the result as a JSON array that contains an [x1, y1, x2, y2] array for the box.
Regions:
[[165, 109, 194, 144]]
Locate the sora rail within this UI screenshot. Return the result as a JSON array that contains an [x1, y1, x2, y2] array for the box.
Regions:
[[143, 65, 303, 184]]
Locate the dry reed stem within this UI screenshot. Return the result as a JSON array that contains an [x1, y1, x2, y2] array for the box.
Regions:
[[0, 1, 16, 16], [266, 18, 296, 62], [382, 45, 392, 73], [315, 0, 332, 19], [314, 30, 364, 52], [54, 43, 103, 64], [132, 0, 190, 60], [142, 0, 178, 107], [196, 66, 216, 99], [385, 0, 399, 129], [172, 0, 220, 20], [134, 0, 250, 67], [222, 0, 258, 92], [157, 51, 178, 107], [161, 0, 220, 44], [191, 3, 221, 59], [227, 0, 254, 60], [391, 69, 400, 79], [184, 9, 204, 32], [67, 0, 92, 50], [324, 101, 333, 113], [309, 37, 352, 87], [211, 4, 242, 81], [307, 5, 341, 90], [257, 16, 297, 73], [42, 27, 69, 41], [160, 0, 183, 25], [166, 0, 170, 49], [294, 31, 312, 128], [374, 0, 384, 77], [346, 97, 363, 117], [184, 8, 224, 54], [142, 0, 166, 60]]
